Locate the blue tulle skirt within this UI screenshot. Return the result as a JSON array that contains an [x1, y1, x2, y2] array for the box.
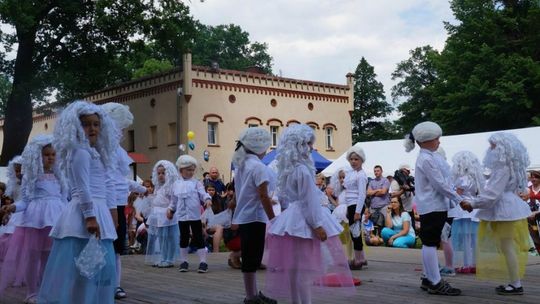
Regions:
[[451, 219, 479, 267], [145, 224, 180, 266], [37, 237, 115, 304]]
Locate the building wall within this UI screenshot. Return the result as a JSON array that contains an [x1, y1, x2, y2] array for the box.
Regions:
[[0, 55, 353, 183]]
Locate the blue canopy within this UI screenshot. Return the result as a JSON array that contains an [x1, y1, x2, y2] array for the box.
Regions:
[[261, 149, 332, 171]]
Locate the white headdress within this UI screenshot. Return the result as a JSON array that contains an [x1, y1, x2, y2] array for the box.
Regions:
[[231, 127, 271, 169], [276, 124, 316, 195], [53, 100, 118, 178], [329, 167, 347, 197], [20, 134, 65, 199], [176, 155, 198, 169], [483, 132, 529, 193], [404, 121, 442, 152], [151, 160, 179, 192], [5, 155, 22, 198], [346, 145, 366, 162], [101, 102, 134, 130], [452, 151, 485, 193]]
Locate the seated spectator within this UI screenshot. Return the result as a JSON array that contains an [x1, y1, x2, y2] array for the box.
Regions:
[[362, 208, 383, 246], [203, 182, 235, 253], [125, 192, 139, 250], [381, 197, 416, 248], [206, 184, 225, 214]]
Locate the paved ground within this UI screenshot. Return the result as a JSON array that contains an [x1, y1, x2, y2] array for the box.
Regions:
[[2, 246, 539, 303]]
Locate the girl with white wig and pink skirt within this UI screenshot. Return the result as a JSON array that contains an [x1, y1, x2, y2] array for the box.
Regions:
[[266, 124, 355, 303], [0, 156, 23, 269], [460, 132, 531, 295], [450, 151, 484, 274], [0, 135, 67, 304], [38, 100, 118, 304]]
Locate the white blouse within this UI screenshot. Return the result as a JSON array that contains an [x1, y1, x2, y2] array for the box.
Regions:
[[448, 175, 480, 220], [147, 186, 177, 227], [50, 148, 117, 240], [111, 147, 146, 206], [471, 165, 531, 221], [269, 164, 342, 239], [14, 173, 67, 229], [342, 168, 368, 213], [169, 178, 211, 221]]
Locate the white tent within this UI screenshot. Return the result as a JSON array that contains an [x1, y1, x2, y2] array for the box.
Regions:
[[322, 126, 540, 178]]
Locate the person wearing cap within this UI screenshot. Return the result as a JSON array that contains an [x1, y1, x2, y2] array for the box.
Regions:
[[342, 145, 369, 270], [167, 155, 212, 273], [404, 121, 465, 296], [101, 102, 147, 299], [460, 132, 531, 295], [231, 127, 277, 304], [390, 164, 415, 231]]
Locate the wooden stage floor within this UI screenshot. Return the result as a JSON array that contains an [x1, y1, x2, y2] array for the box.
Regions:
[[2, 246, 539, 303]]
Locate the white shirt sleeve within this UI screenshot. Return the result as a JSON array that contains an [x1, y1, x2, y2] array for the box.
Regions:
[[298, 167, 323, 229], [71, 149, 95, 218], [471, 167, 509, 209], [356, 173, 367, 213], [422, 157, 462, 205], [168, 183, 178, 212], [128, 180, 147, 194]]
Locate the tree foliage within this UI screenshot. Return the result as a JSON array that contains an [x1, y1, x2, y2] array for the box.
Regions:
[[351, 57, 393, 142], [0, 74, 10, 116], [191, 24, 273, 74], [394, 0, 540, 135], [391, 46, 439, 133], [0, 0, 273, 164]]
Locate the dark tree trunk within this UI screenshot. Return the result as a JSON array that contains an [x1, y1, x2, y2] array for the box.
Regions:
[[0, 32, 36, 165]]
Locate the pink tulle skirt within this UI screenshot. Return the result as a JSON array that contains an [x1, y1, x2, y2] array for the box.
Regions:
[[265, 234, 356, 302], [0, 226, 52, 298]]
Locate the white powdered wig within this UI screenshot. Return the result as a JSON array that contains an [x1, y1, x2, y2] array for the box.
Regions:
[[151, 160, 179, 192], [5, 155, 22, 198], [452, 151, 485, 192], [53, 100, 118, 179], [346, 145, 366, 162], [231, 127, 271, 169], [101, 102, 134, 130], [176, 154, 198, 169], [20, 134, 66, 199], [483, 132, 530, 193], [276, 124, 316, 198], [329, 167, 347, 198], [404, 121, 442, 152]]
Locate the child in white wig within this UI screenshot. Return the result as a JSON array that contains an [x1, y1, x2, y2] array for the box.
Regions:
[[460, 132, 531, 295], [146, 160, 180, 268], [0, 135, 67, 303], [38, 100, 118, 304], [0, 156, 23, 274], [101, 102, 147, 299], [5, 156, 23, 201], [450, 151, 484, 274], [231, 127, 276, 304], [342, 145, 368, 269], [167, 155, 211, 273], [404, 121, 464, 296], [266, 124, 355, 303]]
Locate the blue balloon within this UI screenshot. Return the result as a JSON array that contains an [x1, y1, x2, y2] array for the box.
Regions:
[[188, 141, 195, 150]]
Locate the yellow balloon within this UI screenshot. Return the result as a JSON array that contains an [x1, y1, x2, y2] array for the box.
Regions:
[[187, 131, 195, 140]]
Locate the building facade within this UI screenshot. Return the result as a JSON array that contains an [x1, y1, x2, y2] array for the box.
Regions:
[[1, 54, 354, 182]]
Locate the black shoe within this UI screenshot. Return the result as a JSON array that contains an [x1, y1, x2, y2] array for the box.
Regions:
[[243, 298, 262, 304], [420, 278, 430, 291], [179, 261, 189, 272], [197, 262, 208, 273], [114, 287, 127, 299], [427, 280, 461, 296], [496, 284, 523, 295], [257, 291, 277, 304]]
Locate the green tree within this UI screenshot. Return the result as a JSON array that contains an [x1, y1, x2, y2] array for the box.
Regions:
[[132, 58, 174, 79], [0, 74, 10, 116], [351, 57, 393, 142], [0, 0, 197, 165], [391, 46, 439, 133], [431, 0, 540, 134], [191, 24, 273, 73]]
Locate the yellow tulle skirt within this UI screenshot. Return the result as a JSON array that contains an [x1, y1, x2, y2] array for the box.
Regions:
[[339, 222, 354, 260], [476, 219, 529, 282]]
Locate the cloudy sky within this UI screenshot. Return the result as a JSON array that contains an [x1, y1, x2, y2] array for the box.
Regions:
[[189, 0, 455, 100]]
